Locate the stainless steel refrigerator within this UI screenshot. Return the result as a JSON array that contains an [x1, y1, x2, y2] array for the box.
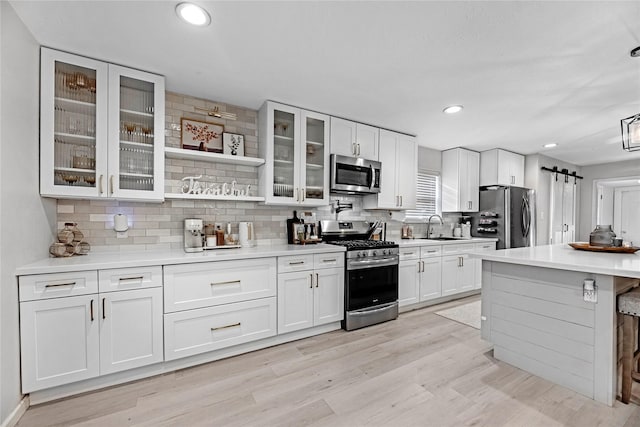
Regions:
[[471, 186, 535, 249]]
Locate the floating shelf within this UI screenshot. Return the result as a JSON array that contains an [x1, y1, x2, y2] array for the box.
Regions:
[[164, 193, 265, 202], [164, 147, 265, 166]]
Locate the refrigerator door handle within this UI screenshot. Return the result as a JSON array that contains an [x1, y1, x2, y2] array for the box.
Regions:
[[522, 196, 531, 239]]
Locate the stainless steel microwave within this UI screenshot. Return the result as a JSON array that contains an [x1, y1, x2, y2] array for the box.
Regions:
[[330, 154, 381, 194]]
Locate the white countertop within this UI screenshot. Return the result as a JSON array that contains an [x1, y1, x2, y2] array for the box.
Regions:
[[16, 243, 346, 276], [474, 243, 640, 278], [396, 237, 498, 248]]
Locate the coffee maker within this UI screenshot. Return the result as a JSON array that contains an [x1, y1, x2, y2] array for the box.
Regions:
[[184, 218, 204, 252]]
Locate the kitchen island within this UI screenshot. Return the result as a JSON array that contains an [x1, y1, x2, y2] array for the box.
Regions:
[[475, 244, 640, 406]]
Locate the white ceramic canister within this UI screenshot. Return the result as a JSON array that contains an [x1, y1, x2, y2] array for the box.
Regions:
[[239, 222, 256, 247]]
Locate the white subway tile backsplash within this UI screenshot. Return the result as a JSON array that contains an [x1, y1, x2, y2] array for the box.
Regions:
[[55, 92, 397, 250]]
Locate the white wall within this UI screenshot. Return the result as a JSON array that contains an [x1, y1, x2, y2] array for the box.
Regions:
[[579, 158, 640, 241], [0, 2, 57, 423], [418, 146, 441, 172]]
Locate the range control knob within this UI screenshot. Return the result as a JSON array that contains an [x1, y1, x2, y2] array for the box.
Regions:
[[372, 251, 377, 257], [382, 249, 387, 255], [360, 251, 366, 258]]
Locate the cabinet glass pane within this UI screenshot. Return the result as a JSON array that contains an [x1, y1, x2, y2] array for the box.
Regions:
[[273, 110, 295, 197], [53, 61, 97, 188], [305, 117, 325, 200], [118, 76, 155, 192]]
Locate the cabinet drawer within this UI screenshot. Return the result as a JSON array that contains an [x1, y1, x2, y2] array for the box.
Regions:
[[278, 254, 314, 273], [441, 243, 476, 255], [19, 271, 98, 302], [164, 258, 277, 313], [313, 253, 344, 269], [164, 297, 277, 361], [475, 242, 496, 251], [399, 248, 420, 261], [420, 246, 442, 258], [98, 266, 162, 293]]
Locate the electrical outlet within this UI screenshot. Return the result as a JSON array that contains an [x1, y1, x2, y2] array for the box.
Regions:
[[583, 279, 597, 303]]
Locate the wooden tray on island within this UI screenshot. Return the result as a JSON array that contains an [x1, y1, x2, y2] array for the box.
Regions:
[[568, 242, 640, 253]]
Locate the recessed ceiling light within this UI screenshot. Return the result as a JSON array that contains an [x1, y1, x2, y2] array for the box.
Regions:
[[443, 105, 463, 114], [176, 2, 211, 26], [543, 143, 557, 148]]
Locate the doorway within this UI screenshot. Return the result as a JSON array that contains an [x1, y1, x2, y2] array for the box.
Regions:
[[613, 185, 640, 246], [594, 177, 640, 245]]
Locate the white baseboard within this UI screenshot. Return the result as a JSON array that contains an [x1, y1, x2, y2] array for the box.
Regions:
[[1, 396, 29, 427]]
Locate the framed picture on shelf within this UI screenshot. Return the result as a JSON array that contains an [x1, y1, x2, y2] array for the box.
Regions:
[[180, 118, 224, 153], [223, 133, 245, 156]]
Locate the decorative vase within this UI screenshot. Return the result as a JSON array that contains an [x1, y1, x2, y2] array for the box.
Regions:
[[589, 225, 616, 247]]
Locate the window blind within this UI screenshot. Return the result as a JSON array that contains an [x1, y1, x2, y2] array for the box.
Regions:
[[405, 170, 439, 220]]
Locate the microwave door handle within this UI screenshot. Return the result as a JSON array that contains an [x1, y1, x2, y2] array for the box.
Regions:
[[369, 164, 375, 189]]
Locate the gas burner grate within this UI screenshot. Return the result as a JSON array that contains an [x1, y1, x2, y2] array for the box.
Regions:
[[326, 240, 398, 250]]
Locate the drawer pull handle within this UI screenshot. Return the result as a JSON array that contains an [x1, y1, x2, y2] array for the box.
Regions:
[[289, 261, 306, 265], [403, 252, 415, 256], [45, 281, 76, 288], [211, 322, 241, 332], [427, 250, 437, 253], [210, 280, 241, 287], [322, 258, 337, 263], [118, 276, 144, 283]]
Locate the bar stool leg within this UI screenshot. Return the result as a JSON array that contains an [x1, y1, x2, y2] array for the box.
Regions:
[[622, 314, 635, 404]]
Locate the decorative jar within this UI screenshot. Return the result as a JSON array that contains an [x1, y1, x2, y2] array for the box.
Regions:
[[589, 225, 616, 247]]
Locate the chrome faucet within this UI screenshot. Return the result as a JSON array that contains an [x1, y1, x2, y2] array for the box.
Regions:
[[426, 214, 444, 238]]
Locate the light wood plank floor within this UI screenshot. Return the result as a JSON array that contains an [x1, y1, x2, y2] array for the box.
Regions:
[[17, 296, 640, 426]]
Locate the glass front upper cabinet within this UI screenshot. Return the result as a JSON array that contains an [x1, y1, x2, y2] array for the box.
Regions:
[[258, 101, 330, 206], [40, 48, 164, 201]]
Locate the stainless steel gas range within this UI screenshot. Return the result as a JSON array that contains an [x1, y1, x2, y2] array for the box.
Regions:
[[320, 220, 399, 331]]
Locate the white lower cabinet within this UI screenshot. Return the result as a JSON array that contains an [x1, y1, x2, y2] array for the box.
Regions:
[[162, 257, 278, 361], [441, 247, 475, 296], [398, 246, 442, 307], [164, 297, 277, 361], [163, 258, 277, 312], [278, 253, 344, 334], [420, 256, 443, 300], [20, 294, 100, 392], [473, 242, 497, 289], [19, 267, 163, 392], [99, 287, 163, 375], [399, 241, 495, 307]]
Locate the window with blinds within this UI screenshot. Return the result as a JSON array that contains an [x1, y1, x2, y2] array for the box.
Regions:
[[405, 170, 440, 220]]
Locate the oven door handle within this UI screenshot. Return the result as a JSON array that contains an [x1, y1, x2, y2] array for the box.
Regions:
[[349, 302, 398, 316], [348, 257, 398, 269]]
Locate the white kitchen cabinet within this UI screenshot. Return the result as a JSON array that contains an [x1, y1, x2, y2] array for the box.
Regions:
[[40, 48, 165, 201], [20, 294, 100, 392], [278, 270, 315, 332], [473, 241, 496, 289], [363, 129, 417, 210], [163, 258, 277, 313], [277, 253, 344, 334], [19, 267, 164, 392], [442, 148, 480, 212], [258, 101, 330, 206], [441, 247, 475, 296], [419, 251, 443, 301], [399, 257, 420, 306], [99, 287, 163, 375], [480, 149, 525, 187], [330, 117, 379, 160], [398, 246, 442, 307], [164, 297, 277, 361]]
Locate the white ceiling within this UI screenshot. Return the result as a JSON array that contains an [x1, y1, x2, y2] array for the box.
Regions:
[[9, 0, 640, 166]]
